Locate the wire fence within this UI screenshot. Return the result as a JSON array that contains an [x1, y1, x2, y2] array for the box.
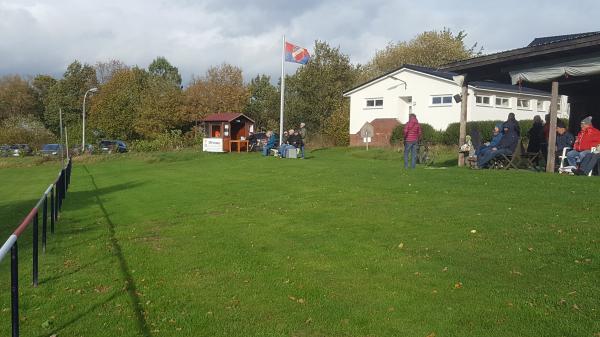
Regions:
[[0, 158, 72, 337]]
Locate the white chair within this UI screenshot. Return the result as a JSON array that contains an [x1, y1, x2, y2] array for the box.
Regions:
[[558, 147, 571, 172]]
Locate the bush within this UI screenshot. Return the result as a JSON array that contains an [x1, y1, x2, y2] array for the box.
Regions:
[[390, 123, 444, 145], [0, 115, 56, 150], [129, 130, 194, 152]]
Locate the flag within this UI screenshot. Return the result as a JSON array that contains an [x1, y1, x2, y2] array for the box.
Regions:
[[285, 41, 310, 64]]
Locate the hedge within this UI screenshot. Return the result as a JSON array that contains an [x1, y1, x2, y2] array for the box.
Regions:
[[390, 118, 566, 146]]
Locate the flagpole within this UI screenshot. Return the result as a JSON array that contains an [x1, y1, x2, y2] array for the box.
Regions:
[[279, 35, 285, 146]]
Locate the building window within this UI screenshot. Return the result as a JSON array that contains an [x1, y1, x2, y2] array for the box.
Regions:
[[365, 98, 383, 108], [431, 95, 453, 105], [475, 95, 491, 105], [557, 98, 562, 112], [495, 97, 511, 108], [517, 99, 531, 110], [537, 100, 545, 111]]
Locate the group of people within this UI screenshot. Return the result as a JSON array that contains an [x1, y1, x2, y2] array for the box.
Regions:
[[473, 112, 600, 175], [475, 113, 521, 168], [261, 122, 306, 158]]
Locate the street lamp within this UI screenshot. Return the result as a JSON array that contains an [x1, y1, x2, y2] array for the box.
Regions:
[[82, 87, 98, 152]]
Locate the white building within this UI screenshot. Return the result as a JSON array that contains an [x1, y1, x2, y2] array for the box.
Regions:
[[343, 64, 569, 146]]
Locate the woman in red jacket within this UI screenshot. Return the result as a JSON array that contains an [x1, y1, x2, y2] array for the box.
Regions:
[[567, 116, 600, 167], [403, 113, 422, 169]]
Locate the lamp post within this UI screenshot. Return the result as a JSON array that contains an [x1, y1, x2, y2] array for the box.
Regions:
[[82, 87, 98, 153]]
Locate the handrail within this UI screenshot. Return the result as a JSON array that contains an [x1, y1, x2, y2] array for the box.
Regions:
[[0, 157, 72, 337]]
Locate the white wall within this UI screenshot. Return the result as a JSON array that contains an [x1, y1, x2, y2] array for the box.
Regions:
[[346, 69, 461, 133], [346, 69, 568, 135]]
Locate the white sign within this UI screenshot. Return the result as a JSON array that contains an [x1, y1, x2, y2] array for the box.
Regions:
[[363, 137, 371, 143], [203, 138, 224, 152]]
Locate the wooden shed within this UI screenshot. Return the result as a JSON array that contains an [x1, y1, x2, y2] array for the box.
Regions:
[[201, 113, 255, 152]]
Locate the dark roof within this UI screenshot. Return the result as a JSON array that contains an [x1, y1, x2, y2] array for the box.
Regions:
[[442, 32, 600, 73], [470, 81, 551, 96], [402, 64, 457, 80], [201, 113, 255, 123], [343, 64, 457, 95], [528, 32, 600, 47]]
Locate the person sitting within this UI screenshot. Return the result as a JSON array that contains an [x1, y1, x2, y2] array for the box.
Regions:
[[555, 120, 574, 156], [262, 131, 276, 156], [527, 115, 544, 153], [247, 131, 258, 151], [279, 129, 296, 158], [476, 124, 503, 158], [477, 124, 519, 168], [573, 151, 600, 175], [566, 116, 600, 167]]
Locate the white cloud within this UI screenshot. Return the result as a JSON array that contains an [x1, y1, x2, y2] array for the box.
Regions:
[[0, 0, 599, 84]]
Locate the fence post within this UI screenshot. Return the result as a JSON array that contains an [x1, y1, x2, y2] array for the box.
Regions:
[[32, 212, 39, 287], [50, 186, 55, 234], [11, 242, 19, 337], [42, 196, 47, 253]]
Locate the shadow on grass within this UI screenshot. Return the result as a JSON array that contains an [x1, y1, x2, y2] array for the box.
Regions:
[[39, 255, 110, 285], [40, 291, 120, 337], [81, 165, 152, 337]]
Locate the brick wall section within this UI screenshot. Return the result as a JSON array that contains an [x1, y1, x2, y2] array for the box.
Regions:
[[350, 118, 400, 147]]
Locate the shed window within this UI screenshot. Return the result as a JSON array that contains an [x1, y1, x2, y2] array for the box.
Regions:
[[431, 95, 453, 105], [495, 97, 511, 108]]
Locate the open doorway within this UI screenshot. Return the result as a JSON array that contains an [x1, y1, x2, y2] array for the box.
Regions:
[[399, 96, 413, 123]]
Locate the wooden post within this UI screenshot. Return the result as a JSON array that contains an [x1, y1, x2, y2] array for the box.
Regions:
[[546, 81, 559, 173], [458, 84, 468, 167]]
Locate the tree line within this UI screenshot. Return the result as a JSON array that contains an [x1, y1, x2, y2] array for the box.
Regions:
[[0, 29, 480, 149]]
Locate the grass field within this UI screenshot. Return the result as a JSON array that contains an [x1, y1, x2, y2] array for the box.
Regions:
[[0, 149, 598, 337]]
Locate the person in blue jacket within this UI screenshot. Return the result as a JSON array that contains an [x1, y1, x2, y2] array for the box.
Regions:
[[476, 124, 504, 158], [262, 131, 277, 156], [477, 124, 519, 168]]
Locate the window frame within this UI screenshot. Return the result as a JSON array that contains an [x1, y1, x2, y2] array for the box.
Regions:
[[517, 98, 531, 110], [495, 96, 511, 109], [364, 97, 384, 109], [475, 95, 491, 106], [430, 95, 453, 106], [536, 100, 546, 112]]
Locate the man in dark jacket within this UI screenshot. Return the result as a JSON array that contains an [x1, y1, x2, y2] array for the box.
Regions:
[[477, 125, 519, 168], [573, 152, 600, 175]]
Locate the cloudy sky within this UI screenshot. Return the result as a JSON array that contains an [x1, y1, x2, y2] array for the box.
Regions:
[[0, 0, 598, 84]]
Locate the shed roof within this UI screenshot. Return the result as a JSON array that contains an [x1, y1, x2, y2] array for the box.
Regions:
[[201, 113, 255, 123], [528, 32, 600, 47], [470, 81, 551, 96]]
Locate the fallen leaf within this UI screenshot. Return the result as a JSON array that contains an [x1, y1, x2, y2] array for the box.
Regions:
[[454, 282, 463, 289], [398, 242, 404, 249], [426, 332, 436, 337], [442, 267, 448, 272]]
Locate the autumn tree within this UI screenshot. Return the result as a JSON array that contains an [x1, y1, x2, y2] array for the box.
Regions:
[[134, 76, 184, 139], [357, 29, 481, 84], [183, 63, 249, 125], [285, 40, 357, 137], [244, 74, 279, 130], [44, 61, 99, 133], [0, 75, 41, 120], [31, 75, 57, 113], [149, 56, 182, 87], [89, 68, 147, 140], [95, 59, 128, 85]]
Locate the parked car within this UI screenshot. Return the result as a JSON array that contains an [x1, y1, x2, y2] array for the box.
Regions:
[[71, 144, 94, 156], [9, 144, 32, 157], [0, 144, 9, 157], [40, 144, 64, 156], [99, 140, 128, 153]]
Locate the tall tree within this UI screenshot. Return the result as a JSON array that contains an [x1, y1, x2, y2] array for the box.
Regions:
[[149, 56, 182, 87], [95, 59, 128, 85], [244, 74, 279, 130], [0, 75, 41, 121], [89, 67, 147, 140], [44, 61, 98, 133], [285, 40, 357, 134], [357, 29, 481, 84], [134, 76, 184, 139], [183, 63, 249, 124]]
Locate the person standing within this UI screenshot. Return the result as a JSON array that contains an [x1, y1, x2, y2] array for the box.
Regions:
[[527, 115, 544, 153], [503, 112, 521, 136], [403, 114, 422, 169], [298, 122, 307, 158]]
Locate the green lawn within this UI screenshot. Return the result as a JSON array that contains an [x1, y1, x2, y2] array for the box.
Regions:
[[0, 149, 598, 337]]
